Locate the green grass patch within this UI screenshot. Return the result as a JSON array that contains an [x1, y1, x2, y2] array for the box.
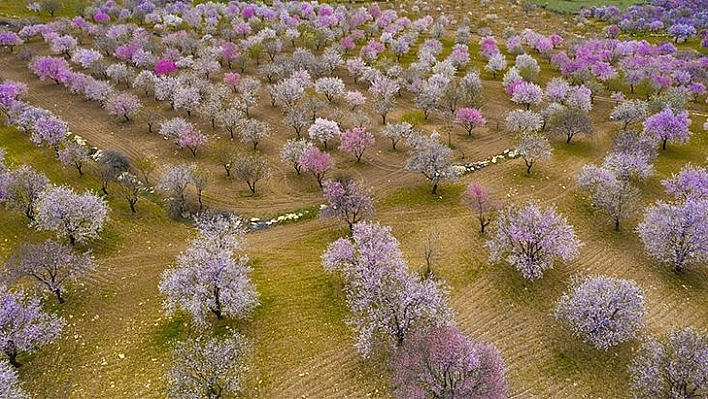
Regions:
[[527, 0, 645, 14], [399, 111, 428, 128], [381, 183, 465, 207], [0, 0, 84, 21], [153, 316, 188, 350]]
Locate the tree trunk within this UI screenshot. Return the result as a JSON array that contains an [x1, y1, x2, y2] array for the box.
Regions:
[[566, 134, 573, 144], [212, 287, 222, 319], [614, 218, 620, 232], [431, 182, 438, 195], [25, 206, 35, 221], [129, 200, 137, 214], [5, 344, 20, 367], [480, 220, 489, 233], [526, 160, 533, 174], [69, 234, 76, 246], [662, 138, 668, 151], [54, 288, 65, 304]]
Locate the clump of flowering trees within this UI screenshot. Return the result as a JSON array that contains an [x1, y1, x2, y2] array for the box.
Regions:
[[322, 222, 507, 397], [323, 222, 453, 356]]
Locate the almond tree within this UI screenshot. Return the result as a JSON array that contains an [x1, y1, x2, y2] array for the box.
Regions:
[[116, 172, 144, 214], [322, 222, 453, 357], [0, 359, 29, 397], [160, 118, 207, 156], [104, 93, 142, 122], [551, 108, 594, 144], [58, 141, 89, 176], [166, 334, 249, 399], [300, 147, 333, 188], [159, 230, 258, 327], [216, 106, 244, 139], [642, 107, 692, 151], [157, 163, 195, 218], [308, 118, 341, 150], [31, 114, 68, 154], [173, 86, 201, 117], [0, 31, 24, 52], [486, 202, 581, 280], [461, 183, 497, 233], [555, 275, 646, 350], [0, 286, 64, 367], [280, 138, 312, 175], [369, 74, 399, 124], [96, 149, 130, 195], [636, 199, 708, 273], [514, 132, 552, 174], [575, 164, 640, 232], [392, 326, 507, 399], [510, 81, 544, 110], [485, 53, 507, 78], [610, 100, 648, 129], [630, 327, 708, 398], [505, 110, 542, 135], [271, 78, 304, 110], [236, 77, 260, 117], [314, 76, 345, 103], [662, 164, 708, 201], [33, 185, 109, 246], [283, 106, 309, 139], [29, 56, 71, 85], [5, 240, 95, 303], [0, 166, 49, 221], [344, 91, 366, 111], [239, 119, 270, 150], [211, 142, 238, 178], [321, 179, 374, 231], [405, 136, 458, 195], [455, 108, 486, 136], [339, 127, 375, 162], [233, 153, 271, 194], [382, 122, 413, 150]]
